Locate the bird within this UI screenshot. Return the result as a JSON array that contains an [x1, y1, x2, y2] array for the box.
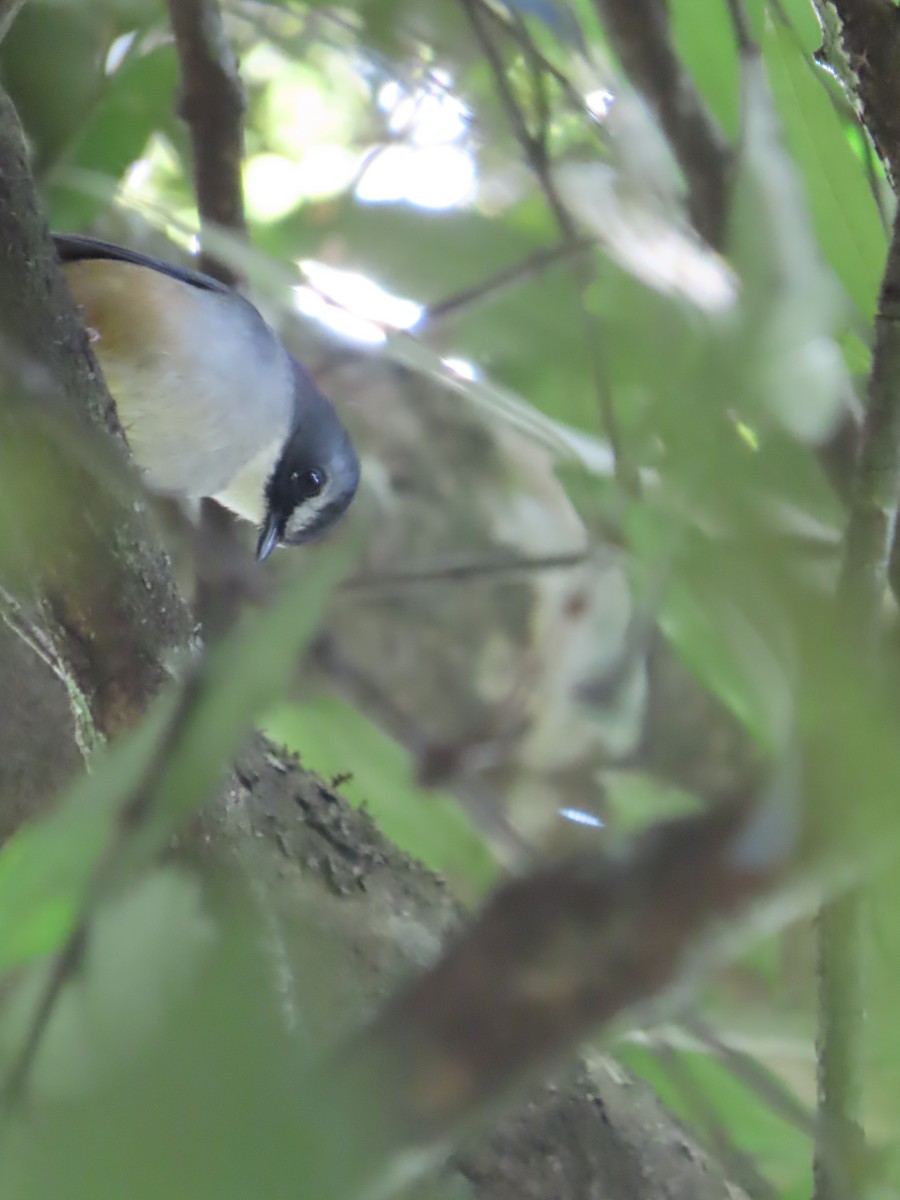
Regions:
[[54, 233, 361, 561]]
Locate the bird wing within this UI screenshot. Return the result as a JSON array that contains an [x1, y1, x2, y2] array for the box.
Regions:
[[53, 233, 234, 297]]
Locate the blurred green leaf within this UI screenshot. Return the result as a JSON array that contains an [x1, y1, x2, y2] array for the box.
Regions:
[[616, 1038, 813, 1199], [661, 571, 793, 753], [0, 5, 106, 172], [4, 0, 900, 1191], [48, 44, 180, 229], [727, 50, 850, 443], [0, 697, 179, 973], [0, 532, 358, 974], [603, 769, 703, 833], [0, 913, 311, 1200], [762, 16, 885, 322], [670, 0, 744, 136], [496, 0, 587, 53], [0, 870, 211, 1099]]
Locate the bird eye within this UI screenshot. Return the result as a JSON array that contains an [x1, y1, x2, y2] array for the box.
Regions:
[[289, 468, 325, 504]]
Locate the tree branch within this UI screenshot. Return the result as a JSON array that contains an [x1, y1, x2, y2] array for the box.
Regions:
[[0, 86, 193, 742], [813, 894, 866, 1200], [422, 238, 595, 327], [836, 209, 900, 636], [166, 0, 247, 282], [343, 551, 588, 591], [591, 0, 732, 250], [831, 0, 900, 186], [459, 0, 639, 498], [207, 736, 755, 1200], [820, 27, 900, 1194], [304, 792, 787, 1199]]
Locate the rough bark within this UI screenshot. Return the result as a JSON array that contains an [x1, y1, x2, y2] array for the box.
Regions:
[[831, 0, 900, 186], [0, 84, 194, 806], [195, 734, 750, 1200]]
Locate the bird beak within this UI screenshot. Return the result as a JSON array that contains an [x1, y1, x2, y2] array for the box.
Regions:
[[255, 514, 281, 562]]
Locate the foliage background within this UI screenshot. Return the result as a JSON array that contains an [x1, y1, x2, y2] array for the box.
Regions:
[[0, 1, 897, 1198]]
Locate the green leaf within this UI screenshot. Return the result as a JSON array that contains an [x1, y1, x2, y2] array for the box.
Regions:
[[0, 871, 211, 1099], [0, 701, 174, 973], [670, 0, 741, 136], [48, 44, 180, 229], [115, 530, 363, 871], [727, 49, 851, 442], [660, 573, 793, 753], [762, 16, 885, 322], [0, 533, 359, 973], [617, 1038, 813, 1198], [0, 4, 106, 173], [267, 200, 590, 422]]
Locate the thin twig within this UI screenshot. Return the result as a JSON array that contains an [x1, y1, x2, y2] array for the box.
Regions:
[[342, 550, 587, 591], [165, 0, 247, 282], [681, 1018, 816, 1139], [511, 6, 550, 148], [723, 0, 757, 55], [652, 1041, 778, 1200], [458, 0, 576, 241], [422, 238, 595, 327], [459, 0, 639, 498], [0, 927, 89, 1113], [473, 0, 604, 137]]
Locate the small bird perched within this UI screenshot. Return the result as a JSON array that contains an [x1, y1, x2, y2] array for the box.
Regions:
[[55, 233, 361, 560]]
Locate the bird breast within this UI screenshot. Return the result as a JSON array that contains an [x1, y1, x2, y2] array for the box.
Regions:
[[64, 259, 294, 501]]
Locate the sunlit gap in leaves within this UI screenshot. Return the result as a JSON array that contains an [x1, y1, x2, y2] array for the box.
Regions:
[[118, 55, 479, 359], [291, 65, 476, 344], [356, 70, 477, 210], [292, 265, 481, 388], [293, 261, 423, 346]]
